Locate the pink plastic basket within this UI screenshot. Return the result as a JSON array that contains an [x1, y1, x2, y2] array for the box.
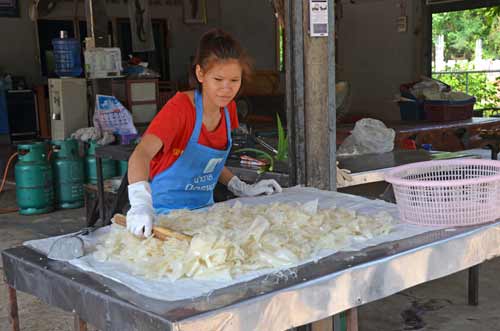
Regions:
[[384, 159, 500, 226]]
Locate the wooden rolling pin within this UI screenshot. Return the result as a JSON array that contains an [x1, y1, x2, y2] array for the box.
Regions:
[[112, 214, 192, 242]]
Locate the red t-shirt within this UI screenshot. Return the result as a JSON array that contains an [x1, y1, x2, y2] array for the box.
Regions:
[[145, 92, 239, 179]]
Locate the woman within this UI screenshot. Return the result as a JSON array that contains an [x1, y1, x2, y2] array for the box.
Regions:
[[126, 29, 282, 237]]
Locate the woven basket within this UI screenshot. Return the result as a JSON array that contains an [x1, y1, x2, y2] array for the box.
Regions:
[[384, 159, 500, 226]]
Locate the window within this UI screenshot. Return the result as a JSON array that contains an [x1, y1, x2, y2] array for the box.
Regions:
[[431, 6, 500, 113]]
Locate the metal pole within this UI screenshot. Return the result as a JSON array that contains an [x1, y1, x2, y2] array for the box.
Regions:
[[86, 0, 95, 39], [85, 0, 108, 47], [284, 0, 294, 185], [96, 156, 106, 225], [7, 285, 20, 331], [468, 265, 479, 306], [285, 0, 306, 186], [465, 72, 469, 95], [327, 0, 336, 191], [85, 0, 112, 125]]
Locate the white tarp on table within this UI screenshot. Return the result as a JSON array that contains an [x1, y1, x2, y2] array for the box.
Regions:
[[25, 187, 444, 301]]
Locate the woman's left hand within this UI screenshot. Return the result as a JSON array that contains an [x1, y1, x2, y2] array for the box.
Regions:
[[227, 176, 282, 197]]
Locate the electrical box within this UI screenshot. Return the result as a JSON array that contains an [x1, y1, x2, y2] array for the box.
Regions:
[[84, 48, 122, 79], [49, 78, 88, 140]]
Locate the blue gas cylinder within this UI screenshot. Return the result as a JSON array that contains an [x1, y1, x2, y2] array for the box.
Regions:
[[52, 31, 82, 77]]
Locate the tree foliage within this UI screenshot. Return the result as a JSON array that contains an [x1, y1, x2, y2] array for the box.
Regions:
[[435, 63, 500, 110], [432, 7, 500, 112], [432, 7, 500, 60]]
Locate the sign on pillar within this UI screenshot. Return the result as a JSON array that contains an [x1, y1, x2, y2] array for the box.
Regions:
[[309, 0, 328, 37]]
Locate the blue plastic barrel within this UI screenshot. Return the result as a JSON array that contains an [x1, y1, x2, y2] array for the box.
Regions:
[[52, 31, 82, 77]]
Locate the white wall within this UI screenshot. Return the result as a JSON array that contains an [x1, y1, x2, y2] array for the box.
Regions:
[[0, 1, 277, 86], [219, 0, 277, 70], [337, 0, 421, 121]]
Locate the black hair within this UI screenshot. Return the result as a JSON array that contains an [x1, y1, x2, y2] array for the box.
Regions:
[[189, 28, 252, 91]]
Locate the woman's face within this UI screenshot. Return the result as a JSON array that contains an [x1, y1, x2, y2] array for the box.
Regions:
[[196, 59, 242, 108]]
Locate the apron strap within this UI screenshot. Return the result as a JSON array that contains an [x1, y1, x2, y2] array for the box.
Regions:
[[190, 89, 204, 143], [223, 107, 232, 146], [191, 89, 233, 147]]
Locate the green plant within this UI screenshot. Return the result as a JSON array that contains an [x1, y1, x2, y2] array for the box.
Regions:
[[276, 113, 288, 161], [233, 114, 288, 174], [433, 63, 500, 111], [433, 7, 500, 60]]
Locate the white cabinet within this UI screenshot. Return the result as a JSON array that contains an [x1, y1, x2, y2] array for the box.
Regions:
[[49, 78, 88, 140]]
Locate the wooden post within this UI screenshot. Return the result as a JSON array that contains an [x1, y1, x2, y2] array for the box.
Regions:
[[84, 0, 108, 48], [7, 285, 20, 331], [301, 0, 336, 190], [286, 0, 348, 329], [311, 317, 333, 331], [34, 85, 50, 139], [345, 308, 358, 331], [73, 313, 88, 331], [414, 0, 432, 78], [285, 0, 306, 186]]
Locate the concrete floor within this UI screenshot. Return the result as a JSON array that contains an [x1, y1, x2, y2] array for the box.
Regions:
[[0, 185, 99, 331], [1, 145, 500, 331]]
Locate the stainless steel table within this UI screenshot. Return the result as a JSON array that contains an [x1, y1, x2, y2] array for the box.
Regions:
[[4, 219, 500, 331]]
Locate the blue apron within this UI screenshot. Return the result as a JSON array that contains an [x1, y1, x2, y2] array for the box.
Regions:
[[151, 90, 232, 214]]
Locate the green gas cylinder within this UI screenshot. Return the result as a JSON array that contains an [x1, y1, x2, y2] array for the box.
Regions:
[[117, 160, 128, 177], [85, 140, 116, 184], [51, 139, 84, 209], [15, 142, 54, 215]]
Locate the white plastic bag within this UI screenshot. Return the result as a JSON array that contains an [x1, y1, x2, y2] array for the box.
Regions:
[[338, 118, 395, 156]]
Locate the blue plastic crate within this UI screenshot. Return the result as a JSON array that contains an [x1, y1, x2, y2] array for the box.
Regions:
[[399, 99, 425, 121]]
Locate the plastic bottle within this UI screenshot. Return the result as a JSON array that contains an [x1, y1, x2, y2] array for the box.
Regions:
[[52, 30, 82, 77]]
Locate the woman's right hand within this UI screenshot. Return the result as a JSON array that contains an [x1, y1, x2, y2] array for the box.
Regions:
[[126, 181, 155, 237], [126, 134, 163, 237]]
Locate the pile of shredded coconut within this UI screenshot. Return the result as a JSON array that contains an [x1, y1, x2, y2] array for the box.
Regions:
[[93, 200, 394, 281]]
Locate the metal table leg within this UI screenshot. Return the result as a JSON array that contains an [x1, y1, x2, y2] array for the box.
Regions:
[[86, 198, 99, 227], [468, 265, 479, 306], [96, 156, 106, 226], [109, 170, 129, 221], [296, 308, 358, 331], [7, 285, 20, 331], [489, 144, 499, 160]]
